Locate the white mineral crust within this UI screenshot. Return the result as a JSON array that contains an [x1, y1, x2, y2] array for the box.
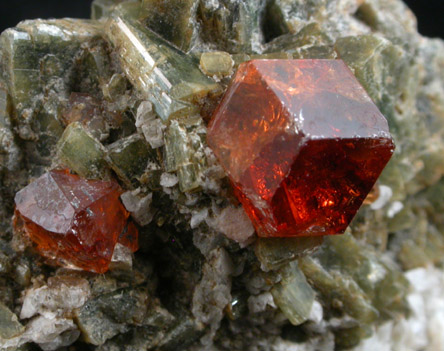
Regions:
[[351, 265, 444, 351]]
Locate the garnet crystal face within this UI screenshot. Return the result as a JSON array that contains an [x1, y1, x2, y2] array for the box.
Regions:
[[207, 59, 395, 237], [14, 169, 138, 273]]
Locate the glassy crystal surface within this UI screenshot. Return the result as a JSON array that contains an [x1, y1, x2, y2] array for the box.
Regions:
[[14, 169, 138, 273], [106, 3, 218, 121], [140, 0, 198, 52], [207, 59, 395, 237]]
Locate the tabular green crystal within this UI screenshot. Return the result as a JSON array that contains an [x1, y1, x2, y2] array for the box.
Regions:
[[75, 287, 148, 346], [263, 0, 324, 35], [164, 117, 206, 192], [0, 19, 103, 168], [57, 122, 109, 179], [0, 84, 20, 173], [354, 0, 418, 44], [106, 3, 219, 121], [298, 256, 379, 324], [255, 236, 323, 271], [106, 134, 154, 188], [91, 0, 136, 20], [271, 261, 315, 326], [199, 52, 234, 79], [0, 19, 101, 120], [266, 23, 333, 56], [320, 233, 409, 318], [140, 0, 199, 52], [0, 302, 24, 341], [156, 315, 204, 351], [198, 0, 264, 53], [334, 35, 412, 123]]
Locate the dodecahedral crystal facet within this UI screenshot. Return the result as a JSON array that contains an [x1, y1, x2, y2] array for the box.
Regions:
[[207, 59, 395, 237], [14, 169, 138, 273]]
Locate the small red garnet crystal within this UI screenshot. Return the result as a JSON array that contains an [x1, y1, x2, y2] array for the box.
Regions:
[[14, 169, 138, 273], [207, 59, 395, 237]]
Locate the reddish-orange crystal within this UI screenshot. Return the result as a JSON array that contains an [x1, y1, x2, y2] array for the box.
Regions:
[[207, 59, 395, 237], [14, 169, 138, 273]]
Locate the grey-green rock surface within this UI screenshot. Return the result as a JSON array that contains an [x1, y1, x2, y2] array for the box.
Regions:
[[0, 0, 444, 350]]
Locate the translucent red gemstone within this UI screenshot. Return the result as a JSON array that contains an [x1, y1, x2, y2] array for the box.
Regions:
[[14, 169, 138, 273], [207, 59, 395, 237]]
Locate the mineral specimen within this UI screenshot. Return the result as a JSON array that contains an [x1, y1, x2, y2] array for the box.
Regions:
[[208, 59, 395, 237], [14, 169, 138, 273]]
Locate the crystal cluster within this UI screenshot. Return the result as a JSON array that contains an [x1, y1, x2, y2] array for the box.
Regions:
[[208, 59, 394, 237], [14, 169, 138, 273]]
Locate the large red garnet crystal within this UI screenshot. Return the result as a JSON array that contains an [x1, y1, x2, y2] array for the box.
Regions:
[[14, 169, 138, 273], [207, 59, 395, 237]]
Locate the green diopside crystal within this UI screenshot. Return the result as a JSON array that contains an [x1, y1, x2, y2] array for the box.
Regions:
[[106, 3, 219, 121], [199, 52, 234, 79], [57, 122, 109, 179], [163, 117, 206, 192], [91, 0, 137, 20], [140, 0, 199, 52], [106, 134, 154, 188], [298, 256, 379, 324], [0, 19, 103, 169], [265, 23, 333, 56], [156, 315, 204, 351], [198, 0, 264, 53], [271, 261, 315, 326], [334, 34, 414, 130], [262, 0, 324, 35], [0, 84, 21, 173], [0, 19, 102, 121], [334, 325, 373, 350], [72, 39, 114, 97], [0, 84, 8, 128], [320, 233, 409, 317], [354, 0, 418, 44], [255, 236, 323, 271], [75, 287, 148, 346], [0, 302, 24, 341]]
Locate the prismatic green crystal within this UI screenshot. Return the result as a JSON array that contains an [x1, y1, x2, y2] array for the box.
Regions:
[[140, 0, 199, 52], [0, 302, 24, 341], [298, 255, 379, 325], [271, 261, 315, 326], [75, 287, 148, 346], [198, 0, 264, 53], [255, 236, 323, 271], [57, 122, 109, 179], [0, 19, 101, 120], [106, 134, 154, 188], [106, 3, 219, 121], [199, 52, 234, 79], [164, 117, 207, 192]]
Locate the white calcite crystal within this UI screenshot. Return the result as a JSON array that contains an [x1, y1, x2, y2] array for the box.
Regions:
[[136, 100, 166, 148], [272, 333, 335, 351], [248, 292, 276, 314], [110, 243, 133, 271], [351, 266, 444, 351], [370, 185, 393, 210], [25, 316, 80, 351], [21, 275, 91, 319], [120, 189, 154, 226], [160, 172, 179, 188], [192, 248, 233, 346], [1, 316, 80, 351], [208, 205, 255, 246]]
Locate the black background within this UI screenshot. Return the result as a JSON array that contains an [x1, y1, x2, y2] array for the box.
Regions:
[[0, 0, 443, 39]]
